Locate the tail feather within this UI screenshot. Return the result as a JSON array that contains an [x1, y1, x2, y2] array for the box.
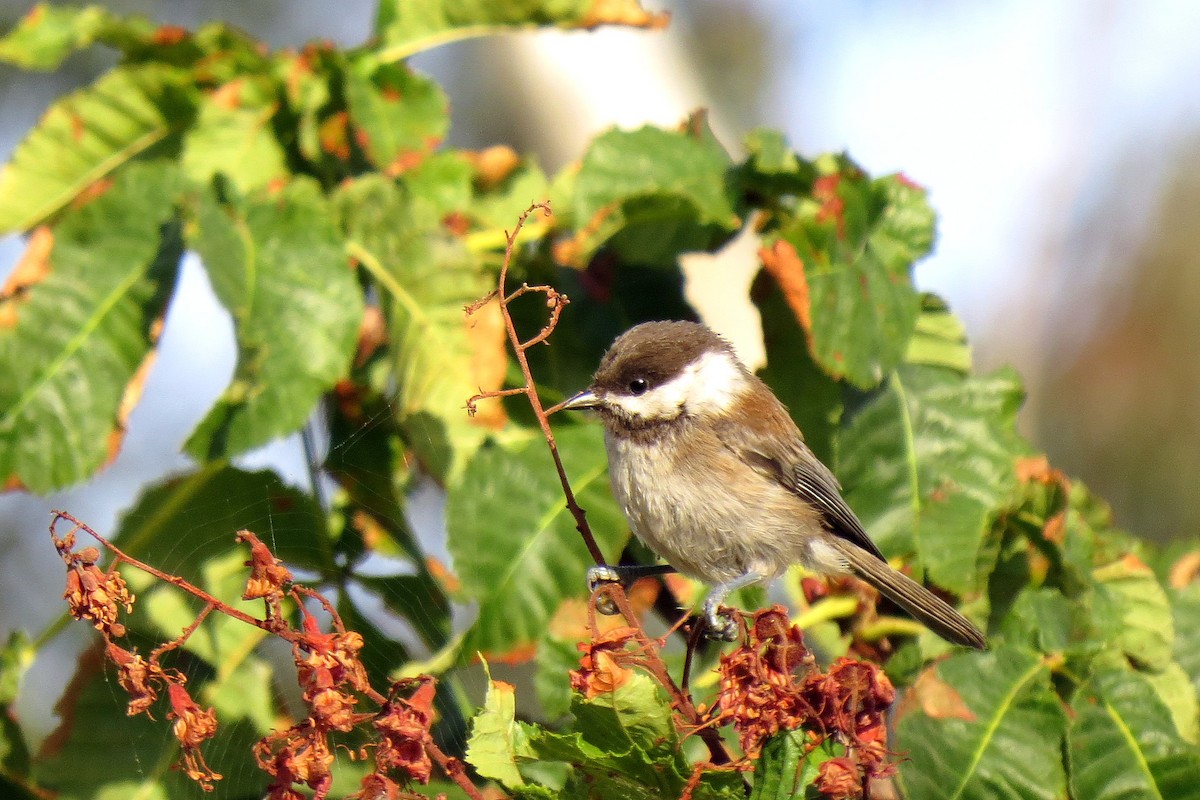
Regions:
[[829, 538, 987, 650]]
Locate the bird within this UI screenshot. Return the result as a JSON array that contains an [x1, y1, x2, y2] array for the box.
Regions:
[[562, 320, 986, 649]]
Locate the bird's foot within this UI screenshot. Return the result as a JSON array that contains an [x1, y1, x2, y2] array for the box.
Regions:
[[703, 596, 741, 641], [586, 565, 623, 615]]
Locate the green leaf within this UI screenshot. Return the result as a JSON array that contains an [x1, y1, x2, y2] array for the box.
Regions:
[[895, 647, 1068, 800], [1068, 664, 1200, 800], [180, 82, 289, 193], [336, 173, 498, 481], [906, 293, 972, 373], [0, 4, 124, 70], [0, 161, 182, 492], [0, 632, 34, 786], [570, 671, 676, 760], [373, 0, 666, 61], [568, 123, 738, 266], [535, 633, 581, 721], [750, 731, 836, 800], [344, 61, 448, 173], [467, 677, 528, 788], [774, 160, 934, 388], [1172, 584, 1200, 698], [525, 673, 694, 797], [470, 158, 550, 231], [186, 178, 362, 460], [447, 425, 627, 655], [754, 269, 842, 463], [113, 464, 330, 579], [0, 65, 193, 235], [1142, 662, 1199, 745], [1092, 556, 1174, 670], [838, 365, 1027, 594]]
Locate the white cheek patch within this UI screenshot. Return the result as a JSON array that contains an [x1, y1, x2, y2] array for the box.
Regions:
[[611, 350, 748, 421]]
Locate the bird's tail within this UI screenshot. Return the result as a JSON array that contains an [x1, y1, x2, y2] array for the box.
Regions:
[[828, 538, 987, 650]]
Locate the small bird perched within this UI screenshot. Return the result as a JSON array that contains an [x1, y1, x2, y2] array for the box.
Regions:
[[563, 320, 986, 649]]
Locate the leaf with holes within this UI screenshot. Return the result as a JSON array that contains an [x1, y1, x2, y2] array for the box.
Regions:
[[447, 424, 627, 656], [185, 178, 361, 460], [0, 161, 182, 492]]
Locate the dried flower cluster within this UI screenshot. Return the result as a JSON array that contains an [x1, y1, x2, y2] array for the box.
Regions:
[[713, 605, 897, 799], [50, 512, 478, 800]]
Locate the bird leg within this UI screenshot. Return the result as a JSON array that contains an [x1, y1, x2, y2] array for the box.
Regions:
[[702, 571, 766, 641]]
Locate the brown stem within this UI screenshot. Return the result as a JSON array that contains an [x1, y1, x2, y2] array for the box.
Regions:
[[597, 584, 733, 766], [478, 202, 607, 567], [427, 739, 484, 800]]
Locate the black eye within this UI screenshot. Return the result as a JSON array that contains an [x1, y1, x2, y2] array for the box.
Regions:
[[628, 378, 649, 396]]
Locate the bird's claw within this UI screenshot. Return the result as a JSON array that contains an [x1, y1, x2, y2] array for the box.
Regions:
[[586, 565, 622, 616], [703, 597, 740, 641]]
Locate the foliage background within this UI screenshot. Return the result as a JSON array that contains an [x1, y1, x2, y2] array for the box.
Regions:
[[1, 1, 1200, 798]]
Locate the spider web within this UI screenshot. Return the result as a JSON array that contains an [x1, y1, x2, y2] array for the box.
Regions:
[[1, 255, 472, 798]]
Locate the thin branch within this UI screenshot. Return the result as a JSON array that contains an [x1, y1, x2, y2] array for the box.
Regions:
[[466, 201, 606, 566]]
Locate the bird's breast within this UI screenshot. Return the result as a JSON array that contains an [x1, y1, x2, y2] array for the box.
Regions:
[[603, 428, 822, 585]]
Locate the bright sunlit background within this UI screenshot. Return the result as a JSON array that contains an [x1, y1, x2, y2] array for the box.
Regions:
[[3, 0, 1199, 739]]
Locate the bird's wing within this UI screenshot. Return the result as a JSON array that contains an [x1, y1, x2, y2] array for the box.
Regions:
[[713, 405, 889, 564]]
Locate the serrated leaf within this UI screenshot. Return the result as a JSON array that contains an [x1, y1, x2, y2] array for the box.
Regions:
[[186, 178, 361, 460], [467, 678, 527, 788], [570, 670, 676, 759], [0, 162, 182, 492], [336, 173, 502, 481], [1068, 664, 1200, 800], [180, 82, 289, 193], [750, 731, 835, 800], [373, 0, 668, 61], [525, 673, 691, 797], [566, 123, 738, 266], [1092, 556, 1174, 670], [113, 464, 330, 579], [345, 61, 448, 174], [0, 64, 193, 235], [838, 365, 1027, 594], [447, 425, 627, 656], [895, 647, 1068, 800], [772, 162, 934, 388]]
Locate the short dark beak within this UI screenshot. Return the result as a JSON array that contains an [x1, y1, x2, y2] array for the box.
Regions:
[[561, 389, 602, 410]]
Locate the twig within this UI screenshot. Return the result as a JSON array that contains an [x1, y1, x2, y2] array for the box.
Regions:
[[466, 201, 606, 566]]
